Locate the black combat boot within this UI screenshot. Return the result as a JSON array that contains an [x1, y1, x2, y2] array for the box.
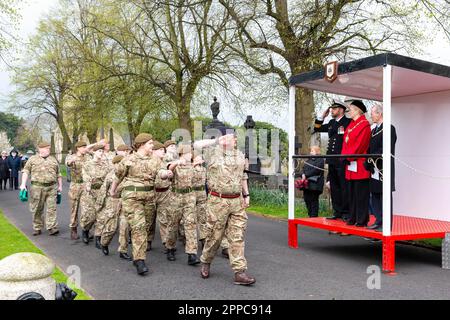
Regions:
[[119, 252, 132, 261], [133, 260, 149, 275], [82, 230, 89, 244], [188, 254, 200, 265], [167, 249, 176, 261], [102, 245, 109, 256], [95, 236, 101, 249]]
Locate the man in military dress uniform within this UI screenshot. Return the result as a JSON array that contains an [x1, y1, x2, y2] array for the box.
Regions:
[[194, 133, 255, 285], [20, 142, 62, 236], [65, 141, 89, 240], [313, 100, 351, 221]]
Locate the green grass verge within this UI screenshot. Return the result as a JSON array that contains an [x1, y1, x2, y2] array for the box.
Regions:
[[59, 165, 67, 178], [0, 210, 91, 300]]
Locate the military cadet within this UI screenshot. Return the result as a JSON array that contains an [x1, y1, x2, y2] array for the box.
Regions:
[[152, 141, 172, 250], [110, 133, 172, 275], [313, 100, 351, 221], [115, 144, 132, 260], [80, 144, 111, 248], [20, 142, 62, 236], [95, 155, 123, 256], [166, 144, 200, 265], [65, 141, 89, 240], [194, 133, 255, 285], [192, 152, 208, 248]]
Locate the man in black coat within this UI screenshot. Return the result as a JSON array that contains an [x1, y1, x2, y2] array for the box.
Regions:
[[364, 104, 397, 232], [0, 151, 9, 190], [313, 100, 351, 220], [7, 149, 21, 190]]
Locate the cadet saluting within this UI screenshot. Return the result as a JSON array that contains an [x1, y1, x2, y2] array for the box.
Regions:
[[20, 142, 62, 236], [110, 133, 172, 275], [194, 133, 255, 286]]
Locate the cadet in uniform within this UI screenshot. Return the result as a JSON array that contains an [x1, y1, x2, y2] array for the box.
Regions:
[[65, 141, 89, 240], [20, 142, 62, 236], [192, 152, 207, 248], [110, 133, 172, 275], [80, 144, 111, 247], [313, 100, 351, 221], [194, 133, 255, 285], [153, 141, 172, 249], [115, 145, 132, 260], [166, 145, 200, 265]]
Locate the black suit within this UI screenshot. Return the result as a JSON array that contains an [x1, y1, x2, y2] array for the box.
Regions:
[[365, 123, 397, 226], [314, 116, 352, 218]]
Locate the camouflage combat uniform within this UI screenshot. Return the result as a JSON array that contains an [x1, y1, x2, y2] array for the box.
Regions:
[[155, 158, 172, 245], [96, 169, 120, 246], [166, 163, 198, 254], [66, 154, 88, 228], [114, 152, 164, 261], [200, 145, 248, 272], [192, 163, 208, 241], [23, 155, 61, 232], [80, 158, 111, 235]]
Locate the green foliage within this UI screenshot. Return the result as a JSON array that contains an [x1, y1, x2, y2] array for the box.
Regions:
[[0, 112, 21, 142], [0, 210, 91, 300]]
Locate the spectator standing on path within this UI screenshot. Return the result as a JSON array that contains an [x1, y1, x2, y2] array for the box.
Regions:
[[20, 142, 62, 236], [300, 146, 325, 218], [8, 149, 21, 190], [0, 151, 9, 190]]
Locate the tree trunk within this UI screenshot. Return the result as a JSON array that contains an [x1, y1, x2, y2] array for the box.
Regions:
[[177, 101, 192, 133], [294, 87, 315, 155]]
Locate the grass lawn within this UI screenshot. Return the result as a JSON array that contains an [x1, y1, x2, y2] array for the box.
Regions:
[[0, 210, 91, 300]]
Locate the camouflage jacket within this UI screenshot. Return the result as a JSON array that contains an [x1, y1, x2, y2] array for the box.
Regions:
[[65, 154, 88, 183], [192, 164, 206, 188], [23, 155, 60, 184], [173, 163, 194, 190], [205, 145, 248, 194], [114, 152, 165, 188], [82, 158, 111, 190], [155, 158, 171, 189]]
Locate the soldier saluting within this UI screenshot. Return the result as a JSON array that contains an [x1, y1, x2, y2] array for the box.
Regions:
[[20, 142, 62, 236], [313, 100, 351, 221], [194, 133, 255, 286]]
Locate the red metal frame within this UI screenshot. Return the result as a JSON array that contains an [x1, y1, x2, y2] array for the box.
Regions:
[[288, 215, 450, 273]]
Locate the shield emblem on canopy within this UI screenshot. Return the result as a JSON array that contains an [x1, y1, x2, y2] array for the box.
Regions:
[[324, 61, 338, 83]]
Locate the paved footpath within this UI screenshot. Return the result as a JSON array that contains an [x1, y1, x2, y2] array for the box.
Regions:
[[0, 182, 449, 300]]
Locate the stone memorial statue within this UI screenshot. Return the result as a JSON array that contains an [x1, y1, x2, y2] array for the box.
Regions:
[[210, 97, 220, 120]]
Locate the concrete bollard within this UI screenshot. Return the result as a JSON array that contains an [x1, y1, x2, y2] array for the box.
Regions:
[[443, 233, 450, 270], [0, 253, 56, 300]]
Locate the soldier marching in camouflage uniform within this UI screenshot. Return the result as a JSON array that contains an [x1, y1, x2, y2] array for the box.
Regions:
[[166, 144, 200, 265], [110, 133, 172, 275], [192, 152, 208, 246], [194, 133, 255, 285], [80, 144, 111, 248], [20, 142, 62, 236], [115, 145, 132, 260], [65, 141, 89, 240]]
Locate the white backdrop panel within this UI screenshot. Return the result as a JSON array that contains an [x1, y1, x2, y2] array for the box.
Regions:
[[392, 90, 450, 221]]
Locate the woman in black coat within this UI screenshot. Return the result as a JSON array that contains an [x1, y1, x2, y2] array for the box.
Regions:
[[300, 146, 325, 218], [0, 151, 9, 190], [7, 150, 21, 190]]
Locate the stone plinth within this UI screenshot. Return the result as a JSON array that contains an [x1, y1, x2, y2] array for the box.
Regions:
[[0, 253, 56, 300]]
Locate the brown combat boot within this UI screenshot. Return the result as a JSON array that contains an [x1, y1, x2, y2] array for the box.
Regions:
[[71, 227, 80, 240], [200, 263, 210, 279], [234, 271, 256, 286]]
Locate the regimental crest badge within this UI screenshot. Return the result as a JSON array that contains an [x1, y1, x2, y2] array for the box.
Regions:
[[324, 61, 338, 83]]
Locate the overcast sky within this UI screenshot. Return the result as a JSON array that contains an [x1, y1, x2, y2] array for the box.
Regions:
[[1, 0, 450, 131]]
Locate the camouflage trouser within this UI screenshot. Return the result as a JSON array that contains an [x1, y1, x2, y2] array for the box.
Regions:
[[79, 189, 100, 232], [166, 192, 198, 254], [30, 185, 58, 231], [200, 195, 248, 272], [147, 207, 157, 243], [100, 197, 120, 246], [156, 190, 172, 245], [68, 183, 84, 228], [117, 204, 129, 254], [195, 190, 208, 240], [121, 189, 155, 261]]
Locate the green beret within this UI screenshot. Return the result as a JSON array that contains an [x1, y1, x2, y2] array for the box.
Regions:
[[112, 155, 124, 164], [178, 144, 192, 155], [93, 144, 105, 152], [164, 140, 176, 148], [116, 144, 132, 152], [38, 142, 50, 148], [152, 141, 165, 150], [75, 141, 87, 148], [135, 133, 153, 144]]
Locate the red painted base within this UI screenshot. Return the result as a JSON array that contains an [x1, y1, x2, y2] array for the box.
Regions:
[[289, 215, 450, 273]]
